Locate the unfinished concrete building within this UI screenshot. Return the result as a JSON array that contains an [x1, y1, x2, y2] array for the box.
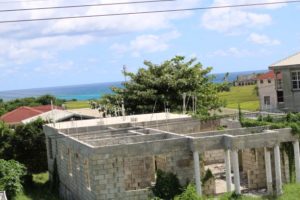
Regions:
[[43, 113, 300, 200]]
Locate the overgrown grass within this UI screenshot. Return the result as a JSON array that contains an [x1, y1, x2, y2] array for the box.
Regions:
[[64, 100, 90, 109], [14, 172, 59, 200], [219, 85, 259, 111], [277, 183, 300, 200]]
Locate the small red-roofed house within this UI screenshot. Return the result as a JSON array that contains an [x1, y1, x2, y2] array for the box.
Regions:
[[0, 105, 62, 125], [257, 70, 282, 111]]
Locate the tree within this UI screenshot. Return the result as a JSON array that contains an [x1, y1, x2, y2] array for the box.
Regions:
[[223, 72, 230, 82], [0, 159, 26, 198], [0, 119, 48, 175], [100, 56, 223, 115], [11, 118, 48, 174], [0, 122, 14, 159], [151, 170, 183, 200]]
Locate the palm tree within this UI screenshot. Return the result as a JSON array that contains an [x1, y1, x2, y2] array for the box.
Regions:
[[223, 72, 229, 82]]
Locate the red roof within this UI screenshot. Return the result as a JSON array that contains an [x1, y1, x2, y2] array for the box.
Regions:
[[257, 71, 282, 80], [0, 105, 62, 125]]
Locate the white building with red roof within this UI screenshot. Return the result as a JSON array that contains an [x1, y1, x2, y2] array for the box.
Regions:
[[257, 71, 282, 111]]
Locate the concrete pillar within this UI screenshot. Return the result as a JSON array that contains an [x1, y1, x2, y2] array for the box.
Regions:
[[232, 150, 241, 194], [224, 149, 232, 192], [264, 147, 273, 194], [274, 144, 282, 195], [193, 151, 202, 196], [293, 141, 300, 183]]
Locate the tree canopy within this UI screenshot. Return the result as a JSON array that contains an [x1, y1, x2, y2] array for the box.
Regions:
[[0, 119, 48, 174], [0, 159, 26, 198], [100, 56, 223, 115]]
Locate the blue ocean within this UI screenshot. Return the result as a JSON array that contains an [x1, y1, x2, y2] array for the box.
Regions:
[[0, 70, 266, 101]]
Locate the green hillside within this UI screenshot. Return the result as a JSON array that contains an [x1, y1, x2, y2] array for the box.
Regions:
[[219, 85, 260, 111]]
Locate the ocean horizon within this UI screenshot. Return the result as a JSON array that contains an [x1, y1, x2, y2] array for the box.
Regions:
[[0, 70, 266, 101]]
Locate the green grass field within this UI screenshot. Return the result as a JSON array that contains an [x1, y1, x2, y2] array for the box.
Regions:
[[64, 100, 90, 109], [15, 172, 59, 200], [219, 85, 260, 112]]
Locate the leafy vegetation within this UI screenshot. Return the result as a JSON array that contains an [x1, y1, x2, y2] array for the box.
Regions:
[[174, 184, 204, 200], [0, 95, 65, 116], [15, 172, 59, 200], [151, 170, 183, 200], [0, 159, 26, 199], [219, 85, 259, 111], [0, 119, 48, 174], [100, 56, 224, 116]]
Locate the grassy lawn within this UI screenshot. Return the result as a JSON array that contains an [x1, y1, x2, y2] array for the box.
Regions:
[[64, 100, 90, 109], [15, 172, 59, 200], [219, 85, 260, 112]]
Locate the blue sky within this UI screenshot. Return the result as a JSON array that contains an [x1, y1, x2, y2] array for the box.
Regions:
[[0, 0, 300, 91]]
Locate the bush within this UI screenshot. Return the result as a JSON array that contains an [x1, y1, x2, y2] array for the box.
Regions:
[[174, 184, 203, 200], [151, 170, 183, 200], [0, 159, 26, 198], [0, 119, 48, 174]]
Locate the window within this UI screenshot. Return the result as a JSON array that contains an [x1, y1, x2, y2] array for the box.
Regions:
[[268, 79, 272, 84], [260, 80, 264, 84], [264, 96, 271, 105], [277, 91, 284, 103], [291, 71, 300, 90], [48, 138, 53, 159]]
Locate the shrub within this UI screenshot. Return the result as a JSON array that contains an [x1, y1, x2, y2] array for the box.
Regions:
[[202, 169, 214, 186], [0, 159, 26, 198], [174, 184, 203, 200], [151, 170, 183, 200], [264, 115, 273, 122]]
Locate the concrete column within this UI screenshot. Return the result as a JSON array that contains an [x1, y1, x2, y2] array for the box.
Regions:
[[193, 151, 202, 196], [232, 150, 241, 194], [264, 147, 273, 194], [224, 149, 232, 192], [274, 144, 282, 195], [293, 141, 300, 183]]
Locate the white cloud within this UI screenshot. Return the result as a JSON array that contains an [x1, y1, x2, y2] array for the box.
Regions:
[[207, 47, 270, 57], [0, 0, 200, 72], [201, 0, 284, 33], [0, 35, 94, 64], [34, 60, 74, 74], [248, 33, 280, 45], [110, 31, 180, 57]]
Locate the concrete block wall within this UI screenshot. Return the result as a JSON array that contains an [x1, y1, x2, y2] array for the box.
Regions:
[[123, 156, 155, 190], [159, 151, 195, 186], [203, 177, 216, 195], [242, 147, 290, 191], [281, 151, 290, 184], [204, 150, 224, 165], [242, 148, 267, 189], [55, 141, 95, 200]]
